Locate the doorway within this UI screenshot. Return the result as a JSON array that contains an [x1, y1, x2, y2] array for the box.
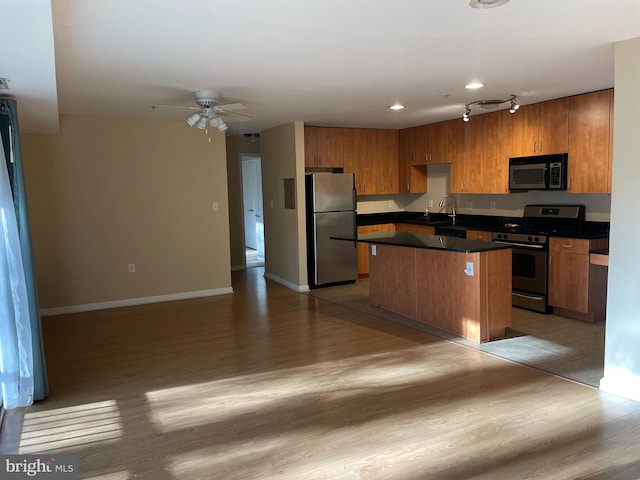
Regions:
[[241, 155, 265, 268]]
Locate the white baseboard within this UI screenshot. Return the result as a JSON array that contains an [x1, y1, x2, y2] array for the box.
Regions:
[[40, 287, 234, 316], [264, 272, 309, 292], [600, 370, 640, 403]]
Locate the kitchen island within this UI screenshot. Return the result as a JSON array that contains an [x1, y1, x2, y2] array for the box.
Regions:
[[334, 232, 513, 343]]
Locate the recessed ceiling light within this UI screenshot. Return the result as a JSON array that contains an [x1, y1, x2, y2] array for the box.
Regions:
[[469, 0, 510, 9], [465, 82, 485, 89], [389, 104, 405, 111]]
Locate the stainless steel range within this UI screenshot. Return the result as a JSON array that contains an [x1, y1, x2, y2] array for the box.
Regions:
[[492, 205, 585, 313]]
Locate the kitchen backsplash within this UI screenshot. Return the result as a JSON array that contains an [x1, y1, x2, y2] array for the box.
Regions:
[[357, 164, 611, 221]]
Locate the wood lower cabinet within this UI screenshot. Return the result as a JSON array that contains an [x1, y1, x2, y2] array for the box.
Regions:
[[357, 224, 395, 275], [395, 223, 435, 235], [568, 89, 613, 193], [466, 230, 493, 241], [548, 237, 609, 322]]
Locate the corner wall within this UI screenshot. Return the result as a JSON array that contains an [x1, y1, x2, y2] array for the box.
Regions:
[[600, 36, 640, 402], [21, 114, 232, 313], [260, 121, 308, 291]]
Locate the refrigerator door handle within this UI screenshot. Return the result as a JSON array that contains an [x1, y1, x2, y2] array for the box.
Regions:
[[353, 210, 358, 248]]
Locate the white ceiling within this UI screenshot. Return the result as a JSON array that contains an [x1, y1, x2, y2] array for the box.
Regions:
[[3, 0, 640, 135]]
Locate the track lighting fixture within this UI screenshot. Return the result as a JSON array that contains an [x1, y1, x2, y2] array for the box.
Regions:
[[509, 96, 520, 113], [463, 106, 471, 123], [462, 94, 519, 122]]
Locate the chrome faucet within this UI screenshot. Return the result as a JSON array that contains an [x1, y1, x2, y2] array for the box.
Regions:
[[439, 194, 456, 222]]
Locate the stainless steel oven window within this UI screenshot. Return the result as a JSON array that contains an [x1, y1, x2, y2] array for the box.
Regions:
[[511, 247, 547, 295]]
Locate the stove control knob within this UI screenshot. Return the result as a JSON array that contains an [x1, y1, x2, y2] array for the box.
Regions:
[[534, 237, 540, 243], [528, 236, 533, 242], [497, 234, 502, 239]]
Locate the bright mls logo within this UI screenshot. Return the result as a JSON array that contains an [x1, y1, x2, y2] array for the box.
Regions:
[[0, 455, 77, 479]]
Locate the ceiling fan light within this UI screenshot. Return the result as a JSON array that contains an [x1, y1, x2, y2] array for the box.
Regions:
[[217, 120, 228, 133], [209, 117, 221, 128], [186, 112, 201, 127], [196, 116, 209, 129]]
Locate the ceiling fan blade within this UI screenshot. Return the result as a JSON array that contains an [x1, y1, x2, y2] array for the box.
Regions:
[[214, 103, 247, 111], [152, 104, 199, 111], [218, 111, 251, 122]]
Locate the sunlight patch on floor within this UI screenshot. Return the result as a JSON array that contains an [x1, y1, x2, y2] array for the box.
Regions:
[[143, 344, 469, 433], [19, 400, 123, 454]]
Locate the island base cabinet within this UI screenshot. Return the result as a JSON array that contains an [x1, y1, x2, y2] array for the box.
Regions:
[[415, 249, 512, 343], [369, 244, 417, 320], [368, 243, 511, 343]]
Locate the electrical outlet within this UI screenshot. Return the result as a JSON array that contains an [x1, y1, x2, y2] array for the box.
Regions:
[[490, 201, 496, 210], [387, 200, 394, 208], [212, 202, 219, 212], [128, 264, 136, 273], [428, 199, 433, 208]]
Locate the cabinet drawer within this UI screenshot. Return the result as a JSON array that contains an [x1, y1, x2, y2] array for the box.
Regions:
[[466, 230, 492, 241], [549, 237, 608, 254], [549, 237, 590, 254]]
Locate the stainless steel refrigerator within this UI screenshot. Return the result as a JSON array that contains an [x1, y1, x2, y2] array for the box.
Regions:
[[305, 173, 358, 288]]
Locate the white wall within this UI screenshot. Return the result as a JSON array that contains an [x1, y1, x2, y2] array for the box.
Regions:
[[600, 36, 640, 402]]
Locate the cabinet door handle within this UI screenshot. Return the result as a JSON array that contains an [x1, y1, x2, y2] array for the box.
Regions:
[[549, 255, 552, 266], [539, 141, 543, 152], [562, 244, 573, 249], [533, 141, 536, 153]]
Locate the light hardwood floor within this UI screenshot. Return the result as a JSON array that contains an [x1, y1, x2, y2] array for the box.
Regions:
[[1, 267, 640, 479]]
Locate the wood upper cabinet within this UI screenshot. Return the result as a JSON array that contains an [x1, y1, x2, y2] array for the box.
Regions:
[[567, 89, 613, 193], [343, 128, 399, 195], [511, 98, 569, 157], [452, 115, 485, 193], [422, 120, 464, 165], [304, 127, 344, 168], [453, 110, 514, 195], [379, 129, 399, 194], [359, 129, 380, 195], [548, 237, 609, 321], [483, 109, 513, 194], [343, 127, 362, 184], [398, 127, 427, 193]]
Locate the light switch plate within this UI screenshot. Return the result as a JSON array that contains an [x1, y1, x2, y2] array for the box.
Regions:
[[464, 261, 474, 276]]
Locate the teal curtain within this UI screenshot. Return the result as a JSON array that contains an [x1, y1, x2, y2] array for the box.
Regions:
[[0, 97, 48, 406]]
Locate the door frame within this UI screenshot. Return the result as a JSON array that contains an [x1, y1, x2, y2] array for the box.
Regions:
[[240, 154, 264, 267]]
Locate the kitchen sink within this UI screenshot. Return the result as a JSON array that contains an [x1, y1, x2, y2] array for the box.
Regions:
[[434, 225, 467, 238]]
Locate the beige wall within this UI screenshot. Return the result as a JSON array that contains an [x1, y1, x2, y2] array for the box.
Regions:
[[260, 121, 308, 290], [226, 135, 261, 269], [21, 114, 231, 312]]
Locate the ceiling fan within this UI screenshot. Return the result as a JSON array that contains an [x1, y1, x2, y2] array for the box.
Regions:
[[153, 90, 250, 133]]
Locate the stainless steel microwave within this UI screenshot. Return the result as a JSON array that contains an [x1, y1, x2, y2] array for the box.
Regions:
[[509, 153, 568, 190]]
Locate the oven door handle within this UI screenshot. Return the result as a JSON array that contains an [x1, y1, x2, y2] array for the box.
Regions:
[[513, 292, 545, 301], [492, 240, 545, 249]]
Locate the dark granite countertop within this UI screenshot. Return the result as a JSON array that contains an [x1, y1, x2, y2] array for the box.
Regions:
[[357, 211, 609, 240], [333, 231, 512, 253]]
